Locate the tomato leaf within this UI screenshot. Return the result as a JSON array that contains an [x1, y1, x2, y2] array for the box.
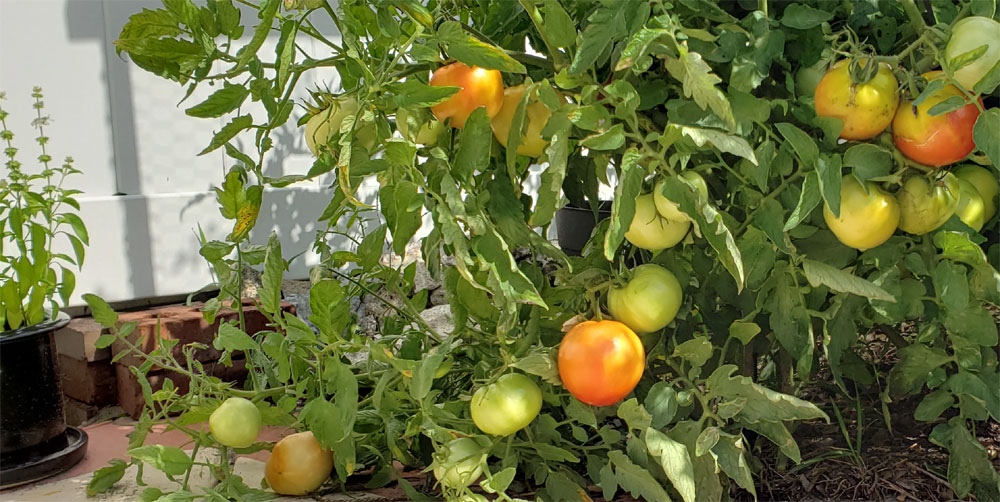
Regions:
[[843, 143, 893, 185], [780, 3, 834, 29], [678, 126, 757, 165], [87, 458, 128, 496], [580, 124, 625, 150], [214, 322, 259, 352], [380, 181, 423, 256], [888, 344, 954, 396], [617, 27, 668, 72], [83, 293, 119, 328], [200, 115, 253, 155], [259, 232, 285, 316], [603, 148, 643, 260], [127, 445, 192, 478], [542, 0, 577, 48], [390, 80, 460, 108], [608, 450, 671, 502], [775, 122, 819, 168], [437, 21, 526, 73], [453, 107, 492, 184], [741, 419, 802, 464], [645, 429, 697, 502], [665, 47, 736, 130], [530, 123, 572, 227], [232, 0, 279, 73], [973, 108, 1000, 169], [802, 258, 895, 302], [570, 6, 624, 75]]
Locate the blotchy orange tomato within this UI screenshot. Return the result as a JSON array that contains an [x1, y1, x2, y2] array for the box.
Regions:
[[814, 60, 899, 140], [429, 62, 504, 129], [892, 72, 982, 168], [491, 84, 554, 157], [558, 320, 644, 406], [265, 431, 334, 495]]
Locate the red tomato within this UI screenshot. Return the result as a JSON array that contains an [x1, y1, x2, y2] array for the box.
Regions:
[[429, 62, 504, 129], [892, 72, 982, 167], [558, 320, 645, 406]]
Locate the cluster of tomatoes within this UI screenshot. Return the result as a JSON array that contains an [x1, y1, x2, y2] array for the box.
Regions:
[[811, 16, 999, 250], [209, 397, 334, 495]]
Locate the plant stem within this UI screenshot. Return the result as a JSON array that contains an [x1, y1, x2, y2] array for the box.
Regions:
[[901, 0, 928, 32], [517, 0, 567, 70], [758, 0, 768, 18]]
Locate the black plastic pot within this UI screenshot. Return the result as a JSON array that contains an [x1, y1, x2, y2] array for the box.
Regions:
[[556, 201, 613, 256], [1, 313, 88, 488]]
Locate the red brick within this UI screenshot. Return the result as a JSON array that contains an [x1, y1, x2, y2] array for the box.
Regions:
[[54, 318, 111, 362], [115, 358, 250, 419], [110, 301, 294, 368], [59, 354, 117, 405]]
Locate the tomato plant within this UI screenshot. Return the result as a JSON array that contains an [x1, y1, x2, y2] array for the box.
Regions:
[[265, 431, 334, 496], [945, 16, 1000, 92], [89, 1, 1000, 501], [814, 59, 899, 140], [897, 172, 961, 235], [469, 373, 542, 436], [209, 397, 262, 448], [558, 320, 644, 406], [429, 62, 504, 129], [607, 264, 683, 333], [823, 175, 900, 251]]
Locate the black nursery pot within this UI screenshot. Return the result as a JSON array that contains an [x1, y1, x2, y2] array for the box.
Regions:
[[0, 314, 88, 488], [556, 201, 613, 256]]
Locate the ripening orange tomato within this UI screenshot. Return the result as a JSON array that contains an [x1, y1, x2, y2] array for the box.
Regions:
[[892, 72, 982, 168], [429, 62, 504, 129], [558, 320, 645, 406]]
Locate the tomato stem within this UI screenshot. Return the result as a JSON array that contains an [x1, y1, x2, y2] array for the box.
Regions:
[[517, 0, 567, 70], [900, 0, 928, 32]]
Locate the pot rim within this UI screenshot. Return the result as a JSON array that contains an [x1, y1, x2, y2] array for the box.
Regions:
[[1, 312, 71, 343]]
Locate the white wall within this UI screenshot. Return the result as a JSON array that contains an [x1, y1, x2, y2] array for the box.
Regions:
[[1, 0, 357, 305]]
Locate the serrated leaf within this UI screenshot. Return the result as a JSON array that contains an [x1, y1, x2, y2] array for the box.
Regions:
[[665, 47, 736, 129], [83, 294, 118, 328], [678, 126, 757, 164], [843, 143, 893, 184], [888, 344, 954, 396], [644, 382, 678, 429], [437, 21, 526, 73], [617, 399, 651, 431], [127, 445, 192, 477], [706, 365, 829, 423], [784, 171, 821, 231], [185, 83, 249, 118], [530, 123, 571, 227], [973, 108, 999, 168], [570, 6, 624, 75], [391, 80, 460, 108], [802, 259, 895, 301], [609, 450, 671, 502], [604, 148, 643, 260], [644, 429, 696, 502], [617, 27, 668, 72], [543, 0, 576, 48], [780, 3, 834, 29], [775, 122, 818, 168], [259, 232, 284, 315], [232, 0, 278, 73], [200, 115, 253, 155], [452, 107, 492, 184], [86, 458, 128, 496]]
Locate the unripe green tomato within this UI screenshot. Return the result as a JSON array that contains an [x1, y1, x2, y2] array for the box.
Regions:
[[470, 373, 542, 436], [653, 171, 709, 222], [396, 107, 442, 146], [624, 194, 691, 251], [955, 178, 985, 232], [896, 173, 960, 235], [953, 164, 999, 223], [209, 397, 262, 448], [676, 390, 694, 407], [945, 16, 1000, 92], [796, 58, 829, 98], [607, 264, 683, 333], [432, 438, 485, 489], [305, 97, 376, 156]]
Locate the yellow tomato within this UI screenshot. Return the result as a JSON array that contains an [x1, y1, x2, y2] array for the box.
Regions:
[[491, 84, 555, 157], [814, 60, 899, 140], [265, 431, 334, 496], [953, 164, 999, 223], [823, 175, 900, 250], [955, 178, 986, 232], [624, 194, 691, 251]]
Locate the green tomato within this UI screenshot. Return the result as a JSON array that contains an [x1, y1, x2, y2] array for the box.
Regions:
[[396, 107, 442, 146], [607, 264, 683, 333], [897, 173, 960, 235], [432, 438, 485, 489], [953, 164, 999, 223], [305, 97, 376, 156], [625, 194, 691, 251], [470, 373, 542, 436], [209, 397, 262, 448], [945, 16, 1000, 92], [955, 178, 985, 232], [653, 171, 709, 222], [795, 58, 830, 98]]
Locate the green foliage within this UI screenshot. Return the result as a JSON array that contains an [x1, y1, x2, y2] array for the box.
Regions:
[[0, 88, 88, 331], [90, 0, 1000, 501]]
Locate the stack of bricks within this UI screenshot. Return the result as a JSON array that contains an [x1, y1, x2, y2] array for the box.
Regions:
[[55, 299, 296, 420], [54, 318, 117, 425]]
